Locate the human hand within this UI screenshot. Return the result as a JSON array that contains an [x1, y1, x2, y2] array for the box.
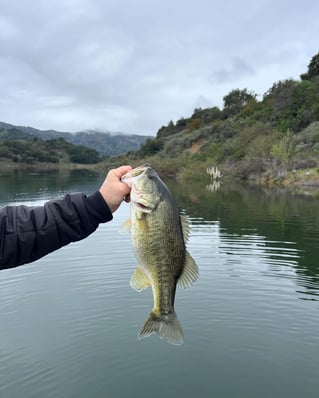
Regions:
[[99, 165, 132, 213]]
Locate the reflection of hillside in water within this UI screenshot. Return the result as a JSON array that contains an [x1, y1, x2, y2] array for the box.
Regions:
[[0, 169, 101, 203], [1, 170, 318, 298], [166, 178, 319, 298]]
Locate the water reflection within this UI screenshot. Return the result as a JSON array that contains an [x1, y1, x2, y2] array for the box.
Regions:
[[206, 180, 222, 192], [0, 169, 102, 204], [1, 170, 318, 298], [168, 179, 319, 299]]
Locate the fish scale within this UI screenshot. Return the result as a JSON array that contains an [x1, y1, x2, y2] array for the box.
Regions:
[[133, 211, 181, 314]]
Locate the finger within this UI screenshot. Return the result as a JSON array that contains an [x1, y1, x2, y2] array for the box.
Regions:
[[113, 165, 132, 178]]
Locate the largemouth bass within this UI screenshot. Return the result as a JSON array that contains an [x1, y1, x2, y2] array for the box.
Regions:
[[121, 164, 199, 345]]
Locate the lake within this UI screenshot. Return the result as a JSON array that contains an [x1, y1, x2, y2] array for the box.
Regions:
[[0, 169, 318, 398]]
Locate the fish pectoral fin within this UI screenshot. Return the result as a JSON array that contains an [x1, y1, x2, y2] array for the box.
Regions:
[[177, 251, 199, 289], [180, 215, 190, 243], [130, 266, 151, 292], [120, 219, 131, 233]]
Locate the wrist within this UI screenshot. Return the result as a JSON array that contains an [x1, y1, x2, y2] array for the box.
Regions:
[[88, 191, 113, 221]]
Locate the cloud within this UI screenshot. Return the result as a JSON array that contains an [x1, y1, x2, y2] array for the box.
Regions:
[[211, 57, 255, 84], [0, 0, 318, 135]]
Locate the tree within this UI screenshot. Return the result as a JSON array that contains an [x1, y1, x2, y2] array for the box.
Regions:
[[191, 106, 221, 123], [222, 88, 256, 117], [301, 52, 319, 81], [187, 118, 202, 132], [140, 138, 164, 156], [262, 79, 318, 131]]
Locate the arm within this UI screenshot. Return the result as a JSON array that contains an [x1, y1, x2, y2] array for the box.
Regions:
[[0, 165, 132, 269]]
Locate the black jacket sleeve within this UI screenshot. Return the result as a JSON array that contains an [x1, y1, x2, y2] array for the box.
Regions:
[[0, 191, 113, 269]]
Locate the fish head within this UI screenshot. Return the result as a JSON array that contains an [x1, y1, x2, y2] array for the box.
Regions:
[[121, 164, 162, 213]]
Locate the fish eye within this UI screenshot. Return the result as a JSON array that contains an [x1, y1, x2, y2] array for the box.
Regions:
[[147, 172, 157, 180]]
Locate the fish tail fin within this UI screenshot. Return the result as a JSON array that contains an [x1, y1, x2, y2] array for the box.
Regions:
[[138, 311, 184, 345]]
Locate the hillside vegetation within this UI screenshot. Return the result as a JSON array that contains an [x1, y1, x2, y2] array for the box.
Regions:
[[120, 52, 319, 185], [0, 137, 103, 166]]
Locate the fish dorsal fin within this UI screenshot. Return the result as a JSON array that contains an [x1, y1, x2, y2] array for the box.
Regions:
[[177, 251, 199, 289], [130, 266, 151, 292], [180, 215, 190, 243]]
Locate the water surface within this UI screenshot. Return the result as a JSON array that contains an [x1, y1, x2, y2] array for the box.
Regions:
[[0, 170, 318, 398]]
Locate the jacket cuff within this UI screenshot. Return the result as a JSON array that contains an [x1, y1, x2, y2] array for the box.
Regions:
[[86, 191, 113, 223]]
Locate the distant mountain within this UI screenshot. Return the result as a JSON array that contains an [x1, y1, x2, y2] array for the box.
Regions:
[[0, 121, 150, 156]]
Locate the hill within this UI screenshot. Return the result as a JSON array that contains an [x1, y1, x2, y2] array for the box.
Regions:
[[0, 122, 149, 156], [115, 52, 319, 186], [0, 137, 103, 166]]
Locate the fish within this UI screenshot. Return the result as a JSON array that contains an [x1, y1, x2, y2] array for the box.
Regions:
[[121, 164, 199, 345]]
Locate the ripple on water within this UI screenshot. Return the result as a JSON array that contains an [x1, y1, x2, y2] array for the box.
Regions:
[[1, 194, 319, 398]]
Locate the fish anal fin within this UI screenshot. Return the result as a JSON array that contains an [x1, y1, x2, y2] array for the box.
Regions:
[[177, 251, 199, 289], [130, 266, 151, 292]]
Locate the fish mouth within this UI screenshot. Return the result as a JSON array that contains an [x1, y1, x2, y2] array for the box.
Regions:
[[131, 164, 151, 177], [130, 168, 145, 177], [124, 164, 151, 178], [121, 164, 151, 186], [132, 200, 153, 213]]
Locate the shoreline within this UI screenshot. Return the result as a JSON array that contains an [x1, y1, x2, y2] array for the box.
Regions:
[[1, 160, 319, 192], [0, 161, 100, 172]]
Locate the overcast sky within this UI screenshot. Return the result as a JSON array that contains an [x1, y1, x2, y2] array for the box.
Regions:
[[0, 0, 318, 135]]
